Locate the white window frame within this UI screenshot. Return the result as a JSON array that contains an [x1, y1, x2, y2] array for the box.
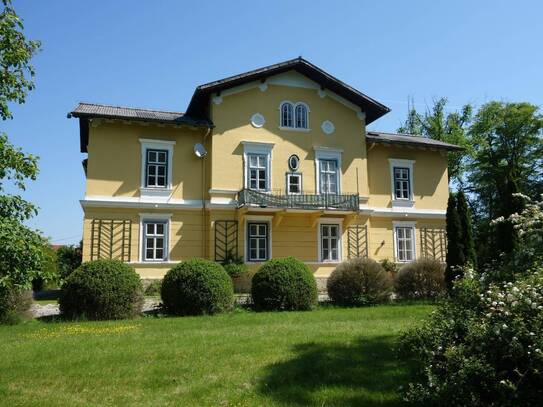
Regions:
[[388, 158, 415, 208], [315, 147, 342, 195], [393, 221, 417, 263], [242, 141, 274, 192], [139, 213, 172, 262], [317, 218, 342, 263], [286, 172, 302, 195], [294, 102, 309, 129], [244, 215, 273, 263], [140, 139, 175, 198], [279, 100, 310, 132]]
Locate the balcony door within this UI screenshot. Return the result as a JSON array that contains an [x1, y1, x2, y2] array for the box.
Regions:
[[319, 159, 338, 195]]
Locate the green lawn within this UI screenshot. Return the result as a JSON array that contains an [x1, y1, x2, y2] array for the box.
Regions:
[[0, 304, 432, 407]]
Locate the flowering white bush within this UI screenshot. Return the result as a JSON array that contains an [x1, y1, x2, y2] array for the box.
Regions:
[[399, 272, 543, 406]]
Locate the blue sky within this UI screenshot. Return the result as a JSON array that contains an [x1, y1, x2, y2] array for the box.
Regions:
[[4, 0, 542, 245]]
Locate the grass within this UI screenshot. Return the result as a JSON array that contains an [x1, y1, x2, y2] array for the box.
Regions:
[[0, 304, 433, 407]]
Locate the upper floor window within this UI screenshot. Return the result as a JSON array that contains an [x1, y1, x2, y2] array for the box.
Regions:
[[315, 147, 342, 195], [242, 141, 274, 192], [146, 149, 168, 188], [281, 102, 294, 128], [388, 158, 415, 206], [139, 138, 175, 196], [295, 103, 308, 129], [280, 101, 309, 129], [393, 167, 410, 200], [247, 154, 268, 191]]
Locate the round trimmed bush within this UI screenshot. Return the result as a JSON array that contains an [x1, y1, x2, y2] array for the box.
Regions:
[[251, 257, 317, 311], [394, 258, 445, 300], [0, 285, 32, 325], [161, 258, 234, 316], [59, 260, 143, 320], [327, 258, 392, 306]]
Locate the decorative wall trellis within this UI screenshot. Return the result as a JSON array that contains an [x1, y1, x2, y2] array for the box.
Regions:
[[420, 228, 447, 262], [214, 220, 239, 262], [347, 224, 368, 259], [90, 219, 132, 261]]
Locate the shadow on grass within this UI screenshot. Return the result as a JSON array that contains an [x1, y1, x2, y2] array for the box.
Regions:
[[258, 336, 409, 407]]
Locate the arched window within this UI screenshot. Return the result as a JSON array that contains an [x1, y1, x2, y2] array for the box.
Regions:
[[295, 103, 308, 129], [280, 102, 294, 128]]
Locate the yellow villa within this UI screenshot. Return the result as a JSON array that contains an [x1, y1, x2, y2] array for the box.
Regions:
[[68, 58, 460, 287]]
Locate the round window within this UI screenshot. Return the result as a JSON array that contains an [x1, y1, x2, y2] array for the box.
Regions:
[[288, 154, 300, 171]]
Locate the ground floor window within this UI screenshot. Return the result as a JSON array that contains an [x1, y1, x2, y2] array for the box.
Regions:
[[247, 222, 269, 261], [320, 223, 340, 262], [143, 221, 168, 261], [395, 226, 415, 262]]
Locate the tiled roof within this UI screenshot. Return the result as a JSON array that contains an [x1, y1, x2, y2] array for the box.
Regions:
[[366, 131, 463, 151], [68, 102, 211, 127]]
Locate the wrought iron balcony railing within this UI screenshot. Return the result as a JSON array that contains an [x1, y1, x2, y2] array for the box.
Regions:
[[237, 188, 360, 211]]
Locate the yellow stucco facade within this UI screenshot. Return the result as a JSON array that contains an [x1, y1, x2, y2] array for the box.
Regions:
[[75, 63, 454, 286]]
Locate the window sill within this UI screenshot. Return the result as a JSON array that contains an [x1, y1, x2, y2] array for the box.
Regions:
[[140, 187, 173, 199], [279, 126, 311, 133], [391, 199, 415, 208]]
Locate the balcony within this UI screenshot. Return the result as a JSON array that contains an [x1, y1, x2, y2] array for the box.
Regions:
[[237, 188, 360, 212]]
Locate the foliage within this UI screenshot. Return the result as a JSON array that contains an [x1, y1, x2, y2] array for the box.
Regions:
[[0, 0, 41, 120], [251, 257, 317, 311], [399, 270, 543, 406], [397, 97, 472, 184], [327, 258, 392, 306], [445, 193, 465, 290], [161, 258, 233, 316], [0, 284, 31, 324], [221, 249, 248, 278], [32, 243, 58, 291], [144, 279, 162, 296], [489, 194, 543, 282], [0, 0, 43, 295], [456, 191, 477, 267], [468, 102, 543, 262], [59, 260, 143, 320], [394, 258, 445, 300], [56, 243, 82, 282], [380, 258, 399, 275]]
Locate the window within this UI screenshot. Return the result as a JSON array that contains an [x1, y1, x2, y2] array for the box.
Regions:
[[288, 154, 300, 171], [247, 222, 268, 261], [320, 224, 340, 262], [395, 226, 415, 262], [247, 153, 268, 191], [146, 149, 168, 188], [295, 103, 308, 129], [393, 167, 410, 200], [319, 159, 338, 194], [281, 102, 294, 128], [280, 101, 309, 129], [286, 173, 302, 194], [388, 158, 415, 206], [143, 221, 167, 261]]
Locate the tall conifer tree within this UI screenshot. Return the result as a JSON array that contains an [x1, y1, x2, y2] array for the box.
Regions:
[[456, 191, 477, 267], [445, 194, 465, 291]]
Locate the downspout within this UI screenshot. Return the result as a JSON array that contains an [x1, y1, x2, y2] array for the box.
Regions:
[[201, 126, 212, 259]]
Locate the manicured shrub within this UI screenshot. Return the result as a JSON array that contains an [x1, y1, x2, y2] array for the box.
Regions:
[[0, 285, 32, 325], [221, 250, 248, 278], [161, 258, 234, 316], [394, 258, 445, 300], [59, 260, 143, 320], [251, 257, 317, 311], [327, 258, 392, 306], [380, 258, 399, 275], [399, 270, 543, 406]]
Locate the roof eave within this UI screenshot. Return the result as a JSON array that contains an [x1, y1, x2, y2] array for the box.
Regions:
[[366, 136, 464, 152]]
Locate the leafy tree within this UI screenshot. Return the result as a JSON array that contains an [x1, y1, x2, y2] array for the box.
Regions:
[[445, 193, 465, 291], [456, 190, 476, 267], [398, 97, 472, 185], [468, 102, 543, 261], [0, 0, 42, 291], [57, 244, 82, 282]]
